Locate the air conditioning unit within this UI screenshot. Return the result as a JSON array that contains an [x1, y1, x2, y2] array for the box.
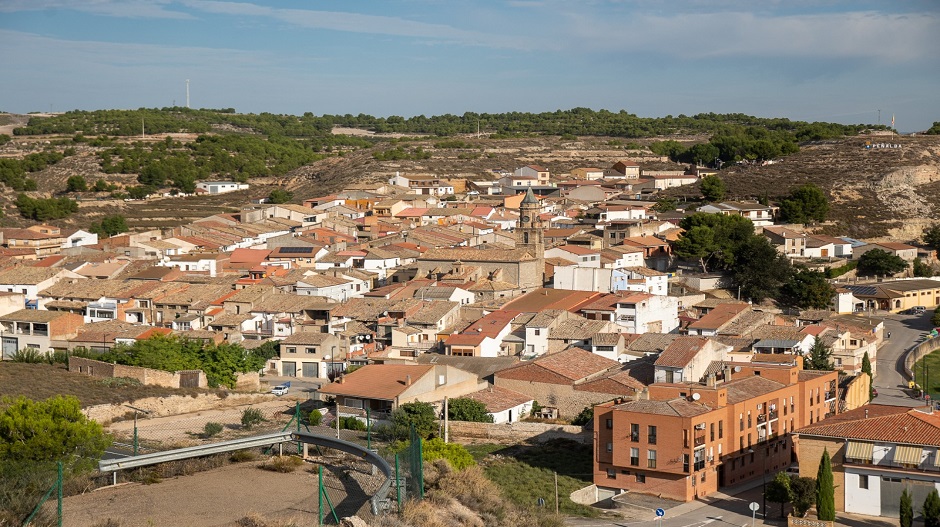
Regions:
[[757, 404, 763, 410]]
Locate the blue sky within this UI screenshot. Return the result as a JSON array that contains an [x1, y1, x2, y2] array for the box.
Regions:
[[1, 1, 938, 132]]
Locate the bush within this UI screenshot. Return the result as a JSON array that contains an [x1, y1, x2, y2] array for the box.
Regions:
[[261, 455, 304, 473], [340, 416, 366, 431], [571, 406, 594, 426], [9, 348, 46, 363], [423, 438, 475, 470], [203, 422, 224, 438], [241, 407, 265, 430], [308, 409, 323, 427], [230, 450, 258, 463]]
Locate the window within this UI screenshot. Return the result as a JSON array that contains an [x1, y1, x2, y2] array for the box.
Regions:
[[630, 448, 639, 466], [740, 414, 744, 431], [718, 420, 724, 439], [631, 423, 640, 442], [748, 433, 752, 448], [605, 418, 613, 429], [740, 437, 744, 451], [859, 475, 869, 489], [635, 473, 646, 483], [606, 442, 613, 453], [306, 347, 316, 354], [287, 347, 297, 354], [534, 329, 541, 336], [606, 468, 616, 479], [747, 411, 752, 428], [647, 450, 657, 468], [710, 423, 715, 442], [648, 425, 657, 444]]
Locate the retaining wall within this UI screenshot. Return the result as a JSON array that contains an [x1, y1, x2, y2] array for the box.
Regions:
[[69, 356, 208, 388], [448, 420, 590, 445], [903, 336, 940, 381]]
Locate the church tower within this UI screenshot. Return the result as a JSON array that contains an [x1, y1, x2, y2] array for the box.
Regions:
[[517, 188, 544, 260]]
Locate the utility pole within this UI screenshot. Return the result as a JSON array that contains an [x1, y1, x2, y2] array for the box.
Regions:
[[443, 396, 449, 443], [554, 471, 559, 514]]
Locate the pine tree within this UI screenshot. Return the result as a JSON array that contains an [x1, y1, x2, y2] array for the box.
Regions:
[[925, 488, 940, 527], [861, 351, 874, 401], [900, 488, 913, 527], [805, 337, 834, 371], [816, 449, 835, 521]]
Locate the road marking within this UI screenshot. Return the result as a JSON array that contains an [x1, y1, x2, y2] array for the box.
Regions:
[[678, 517, 722, 527]]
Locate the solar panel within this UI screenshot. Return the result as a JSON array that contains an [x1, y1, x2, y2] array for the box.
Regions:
[[279, 247, 314, 254]]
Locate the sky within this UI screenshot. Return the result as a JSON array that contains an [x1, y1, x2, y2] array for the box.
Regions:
[[1, 1, 938, 133]]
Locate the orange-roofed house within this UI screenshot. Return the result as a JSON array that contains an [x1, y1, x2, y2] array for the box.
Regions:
[[794, 404, 940, 518], [444, 310, 518, 357], [318, 363, 483, 415]]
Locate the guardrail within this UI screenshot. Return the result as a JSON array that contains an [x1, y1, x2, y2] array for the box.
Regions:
[[99, 431, 293, 474]]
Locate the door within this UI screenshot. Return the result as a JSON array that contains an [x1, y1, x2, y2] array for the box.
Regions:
[[2, 337, 18, 360], [282, 361, 296, 377], [302, 362, 319, 378], [821, 249, 829, 257]]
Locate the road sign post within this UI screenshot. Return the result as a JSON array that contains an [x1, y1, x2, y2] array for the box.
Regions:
[[655, 507, 665, 527], [749, 501, 760, 527]]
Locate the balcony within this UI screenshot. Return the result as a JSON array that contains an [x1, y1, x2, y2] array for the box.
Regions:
[[825, 391, 836, 401], [757, 414, 767, 424], [694, 434, 706, 447], [768, 410, 778, 420]]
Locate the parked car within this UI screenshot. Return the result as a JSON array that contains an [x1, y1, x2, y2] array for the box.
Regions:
[[913, 306, 927, 314], [872, 388, 878, 398], [271, 384, 289, 396]]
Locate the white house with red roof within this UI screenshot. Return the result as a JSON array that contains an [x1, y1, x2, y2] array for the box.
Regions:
[[579, 292, 680, 334]]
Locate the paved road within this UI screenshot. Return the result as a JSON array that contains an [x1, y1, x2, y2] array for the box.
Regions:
[[874, 311, 935, 407]]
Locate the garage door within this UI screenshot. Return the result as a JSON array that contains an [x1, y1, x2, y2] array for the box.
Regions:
[[302, 362, 319, 378], [282, 361, 296, 377]]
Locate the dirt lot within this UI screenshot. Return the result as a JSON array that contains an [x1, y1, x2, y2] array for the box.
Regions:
[[64, 462, 335, 527]]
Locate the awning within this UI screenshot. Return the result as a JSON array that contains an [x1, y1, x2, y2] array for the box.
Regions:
[[845, 440, 873, 462], [934, 449, 940, 467], [893, 445, 923, 465]]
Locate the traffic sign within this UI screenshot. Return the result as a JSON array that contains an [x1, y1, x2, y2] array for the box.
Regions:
[[749, 502, 760, 511], [655, 508, 665, 517]]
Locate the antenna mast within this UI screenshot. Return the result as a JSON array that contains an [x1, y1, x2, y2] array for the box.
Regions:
[[186, 79, 190, 108]]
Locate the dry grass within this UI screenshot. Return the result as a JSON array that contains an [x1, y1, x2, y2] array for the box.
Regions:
[[260, 455, 305, 473], [234, 512, 300, 527], [0, 363, 204, 407]]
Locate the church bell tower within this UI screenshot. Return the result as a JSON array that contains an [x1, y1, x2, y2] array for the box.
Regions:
[[517, 188, 544, 260]]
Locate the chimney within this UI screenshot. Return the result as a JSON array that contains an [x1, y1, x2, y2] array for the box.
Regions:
[[707, 373, 717, 388], [338, 375, 345, 384], [723, 365, 732, 383], [405, 375, 412, 386]]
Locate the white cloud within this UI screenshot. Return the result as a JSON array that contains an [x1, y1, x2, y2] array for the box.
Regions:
[[0, 0, 193, 19], [560, 10, 939, 62]]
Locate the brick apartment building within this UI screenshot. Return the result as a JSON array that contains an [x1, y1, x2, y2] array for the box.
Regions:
[[594, 356, 838, 502]]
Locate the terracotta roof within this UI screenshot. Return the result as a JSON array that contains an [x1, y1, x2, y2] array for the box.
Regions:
[[318, 364, 434, 401], [496, 348, 619, 384], [501, 289, 602, 313], [724, 376, 787, 404], [464, 386, 534, 413], [612, 398, 713, 418], [688, 303, 750, 331], [796, 405, 940, 447], [654, 336, 711, 368]]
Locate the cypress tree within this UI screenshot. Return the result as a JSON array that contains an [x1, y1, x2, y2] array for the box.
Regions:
[[925, 488, 940, 527], [900, 488, 913, 527], [862, 351, 874, 401], [816, 449, 835, 521]]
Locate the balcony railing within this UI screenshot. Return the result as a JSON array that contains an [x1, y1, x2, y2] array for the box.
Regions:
[[694, 435, 706, 447], [757, 414, 767, 423], [769, 410, 778, 420], [825, 391, 836, 401]]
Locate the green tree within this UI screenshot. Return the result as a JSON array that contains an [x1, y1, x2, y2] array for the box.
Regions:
[[766, 471, 792, 518], [652, 196, 679, 213], [66, 175, 88, 192], [816, 449, 835, 521], [805, 337, 833, 371], [913, 258, 934, 277], [700, 174, 726, 202], [391, 401, 438, 439], [857, 249, 908, 277], [780, 269, 836, 309], [422, 438, 475, 470], [308, 409, 323, 427], [790, 475, 817, 518], [673, 213, 755, 272], [731, 235, 793, 302], [571, 406, 594, 426], [900, 488, 913, 527], [90, 214, 129, 237], [448, 398, 494, 423], [779, 184, 829, 224], [925, 488, 940, 527], [0, 395, 110, 474], [925, 224, 940, 257], [926, 122, 940, 135], [933, 307, 940, 328], [862, 351, 874, 401], [268, 188, 294, 204]]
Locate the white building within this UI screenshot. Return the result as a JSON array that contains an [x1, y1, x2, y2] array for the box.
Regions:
[[579, 292, 680, 334], [196, 181, 250, 194]]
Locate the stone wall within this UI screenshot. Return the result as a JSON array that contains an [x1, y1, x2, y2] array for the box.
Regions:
[[904, 336, 940, 381], [83, 392, 274, 423], [448, 420, 590, 445], [235, 372, 261, 391], [68, 356, 207, 389], [494, 376, 619, 418]]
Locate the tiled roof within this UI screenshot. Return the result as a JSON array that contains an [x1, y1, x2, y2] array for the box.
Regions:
[[318, 364, 434, 400], [592, 332, 624, 346], [497, 347, 619, 384], [688, 303, 749, 330], [796, 405, 940, 447], [0, 308, 72, 323], [724, 376, 787, 404], [464, 386, 534, 413], [654, 336, 710, 368], [421, 247, 536, 263], [624, 333, 679, 354], [612, 398, 712, 418], [279, 332, 337, 346], [0, 266, 65, 285]]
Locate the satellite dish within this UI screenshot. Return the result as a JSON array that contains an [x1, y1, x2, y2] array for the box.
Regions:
[[734, 366, 742, 373], [691, 393, 701, 401]]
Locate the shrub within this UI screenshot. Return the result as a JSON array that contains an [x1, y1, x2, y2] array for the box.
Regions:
[[308, 409, 323, 427], [423, 438, 476, 470], [9, 348, 46, 363], [261, 455, 304, 473], [340, 416, 366, 431], [203, 422, 224, 438], [230, 450, 258, 463], [241, 407, 265, 430], [571, 406, 593, 426]]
